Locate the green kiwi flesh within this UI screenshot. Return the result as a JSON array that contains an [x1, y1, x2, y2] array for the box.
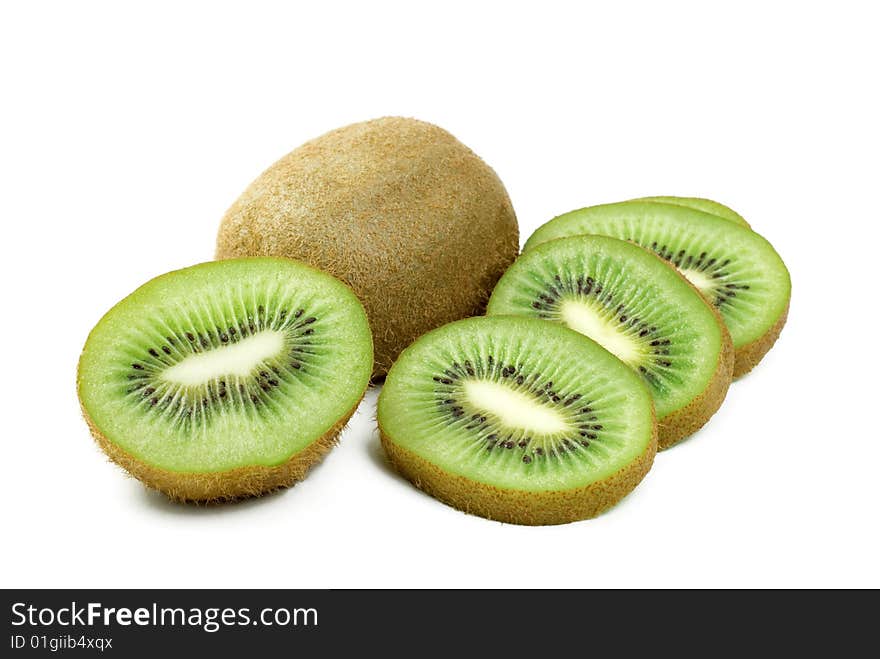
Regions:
[[629, 196, 750, 227], [524, 202, 790, 376], [378, 316, 657, 525], [77, 258, 373, 501], [487, 235, 733, 447]]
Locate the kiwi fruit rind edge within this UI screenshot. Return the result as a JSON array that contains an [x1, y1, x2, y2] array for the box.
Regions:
[[487, 234, 734, 449], [77, 258, 373, 502], [377, 316, 658, 525], [629, 195, 750, 228], [524, 201, 790, 377], [216, 116, 519, 379]]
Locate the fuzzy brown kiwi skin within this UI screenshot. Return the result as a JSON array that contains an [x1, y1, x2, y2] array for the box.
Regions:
[[379, 412, 658, 526], [732, 302, 789, 379], [215, 116, 519, 379], [78, 390, 365, 503]]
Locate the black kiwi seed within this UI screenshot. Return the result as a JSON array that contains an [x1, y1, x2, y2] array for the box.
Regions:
[[132, 363, 143, 370]]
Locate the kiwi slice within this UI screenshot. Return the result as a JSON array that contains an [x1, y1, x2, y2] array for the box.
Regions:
[[487, 235, 733, 448], [77, 258, 373, 502], [629, 196, 750, 228], [524, 202, 790, 377], [377, 316, 657, 525]]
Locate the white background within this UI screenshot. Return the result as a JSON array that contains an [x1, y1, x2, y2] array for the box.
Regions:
[[1, 1, 877, 589]]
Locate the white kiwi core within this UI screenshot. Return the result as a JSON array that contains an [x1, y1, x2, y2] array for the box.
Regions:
[[463, 379, 571, 435], [161, 330, 286, 386], [559, 299, 642, 365], [678, 268, 714, 295]]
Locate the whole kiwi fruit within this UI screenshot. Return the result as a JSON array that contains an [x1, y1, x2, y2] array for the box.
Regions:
[[216, 117, 520, 378]]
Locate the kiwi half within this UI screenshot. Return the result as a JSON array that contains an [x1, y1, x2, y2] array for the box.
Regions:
[[524, 202, 790, 377], [377, 316, 657, 525], [630, 196, 750, 228], [77, 258, 373, 501], [488, 235, 733, 448]]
